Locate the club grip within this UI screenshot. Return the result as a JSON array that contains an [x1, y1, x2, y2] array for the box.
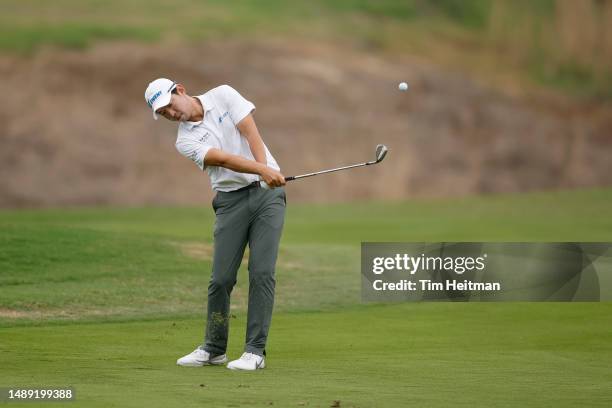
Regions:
[[285, 176, 295, 181]]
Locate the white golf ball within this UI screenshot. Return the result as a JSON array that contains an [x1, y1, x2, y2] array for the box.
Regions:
[[398, 82, 409, 91]]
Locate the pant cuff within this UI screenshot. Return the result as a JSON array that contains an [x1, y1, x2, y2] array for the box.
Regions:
[[202, 345, 226, 356], [244, 346, 265, 356]]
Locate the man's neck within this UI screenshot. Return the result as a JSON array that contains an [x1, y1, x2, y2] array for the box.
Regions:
[[190, 96, 205, 122]]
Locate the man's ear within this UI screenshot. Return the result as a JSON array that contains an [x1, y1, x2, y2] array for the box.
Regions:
[[175, 83, 187, 95]]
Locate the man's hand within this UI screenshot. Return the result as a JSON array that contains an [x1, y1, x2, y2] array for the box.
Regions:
[[205, 148, 286, 187], [260, 166, 286, 188]]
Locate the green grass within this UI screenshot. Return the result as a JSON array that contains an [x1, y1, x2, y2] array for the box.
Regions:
[[1, 304, 611, 407], [1, 188, 612, 325], [0, 23, 157, 52], [2, 0, 610, 99], [1, 189, 612, 406], [0, 0, 486, 53]]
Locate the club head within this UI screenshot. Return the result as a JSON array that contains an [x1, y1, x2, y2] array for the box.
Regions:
[[375, 144, 388, 163]]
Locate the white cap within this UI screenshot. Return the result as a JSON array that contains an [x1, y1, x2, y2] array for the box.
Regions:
[[144, 78, 176, 120]]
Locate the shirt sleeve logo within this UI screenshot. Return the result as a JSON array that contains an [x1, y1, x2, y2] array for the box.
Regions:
[[218, 111, 230, 123]]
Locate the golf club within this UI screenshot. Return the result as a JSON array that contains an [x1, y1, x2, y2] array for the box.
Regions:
[[259, 145, 389, 189], [285, 144, 388, 182]]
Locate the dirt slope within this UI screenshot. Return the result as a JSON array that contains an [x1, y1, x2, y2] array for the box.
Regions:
[[0, 39, 610, 207]]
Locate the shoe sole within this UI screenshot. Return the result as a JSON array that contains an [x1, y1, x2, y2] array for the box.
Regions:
[[177, 357, 228, 367], [227, 361, 265, 371]]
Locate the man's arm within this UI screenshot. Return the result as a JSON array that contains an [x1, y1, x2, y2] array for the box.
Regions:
[[236, 114, 267, 165], [205, 148, 285, 187]]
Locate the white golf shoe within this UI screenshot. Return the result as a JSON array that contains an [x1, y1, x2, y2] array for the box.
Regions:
[[227, 352, 265, 371], [176, 348, 227, 367]]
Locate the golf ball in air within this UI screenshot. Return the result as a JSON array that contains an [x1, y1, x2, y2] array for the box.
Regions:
[[398, 82, 409, 91]]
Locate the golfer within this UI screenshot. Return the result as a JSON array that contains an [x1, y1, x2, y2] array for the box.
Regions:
[[144, 78, 286, 371]]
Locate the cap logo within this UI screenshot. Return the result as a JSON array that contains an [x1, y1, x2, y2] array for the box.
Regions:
[[147, 90, 162, 107]]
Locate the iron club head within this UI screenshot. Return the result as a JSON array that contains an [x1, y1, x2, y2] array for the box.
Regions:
[[375, 144, 388, 163], [286, 143, 389, 181]]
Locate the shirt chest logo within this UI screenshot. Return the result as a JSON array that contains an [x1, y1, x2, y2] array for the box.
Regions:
[[199, 132, 211, 143], [218, 111, 230, 123]]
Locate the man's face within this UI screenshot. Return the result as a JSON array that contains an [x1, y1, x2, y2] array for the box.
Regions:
[[156, 92, 191, 122]]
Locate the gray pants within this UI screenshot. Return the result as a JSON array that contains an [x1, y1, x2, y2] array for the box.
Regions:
[[203, 186, 286, 357]]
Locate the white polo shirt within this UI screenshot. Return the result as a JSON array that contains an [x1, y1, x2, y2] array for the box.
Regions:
[[175, 85, 280, 192]]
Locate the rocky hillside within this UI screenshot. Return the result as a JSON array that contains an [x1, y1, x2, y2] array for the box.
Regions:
[[1, 40, 610, 207]]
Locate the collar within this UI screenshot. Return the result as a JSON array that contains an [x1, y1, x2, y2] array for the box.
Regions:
[[183, 94, 215, 130]]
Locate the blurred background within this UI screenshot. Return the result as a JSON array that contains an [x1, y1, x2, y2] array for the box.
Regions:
[[1, 0, 611, 206]]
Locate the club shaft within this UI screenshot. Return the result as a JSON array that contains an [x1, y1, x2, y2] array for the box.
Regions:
[[287, 161, 376, 181]]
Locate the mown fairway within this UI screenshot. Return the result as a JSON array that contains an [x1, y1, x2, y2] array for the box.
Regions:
[[1, 189, 612, 406], [2, 304, 611, 407]]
